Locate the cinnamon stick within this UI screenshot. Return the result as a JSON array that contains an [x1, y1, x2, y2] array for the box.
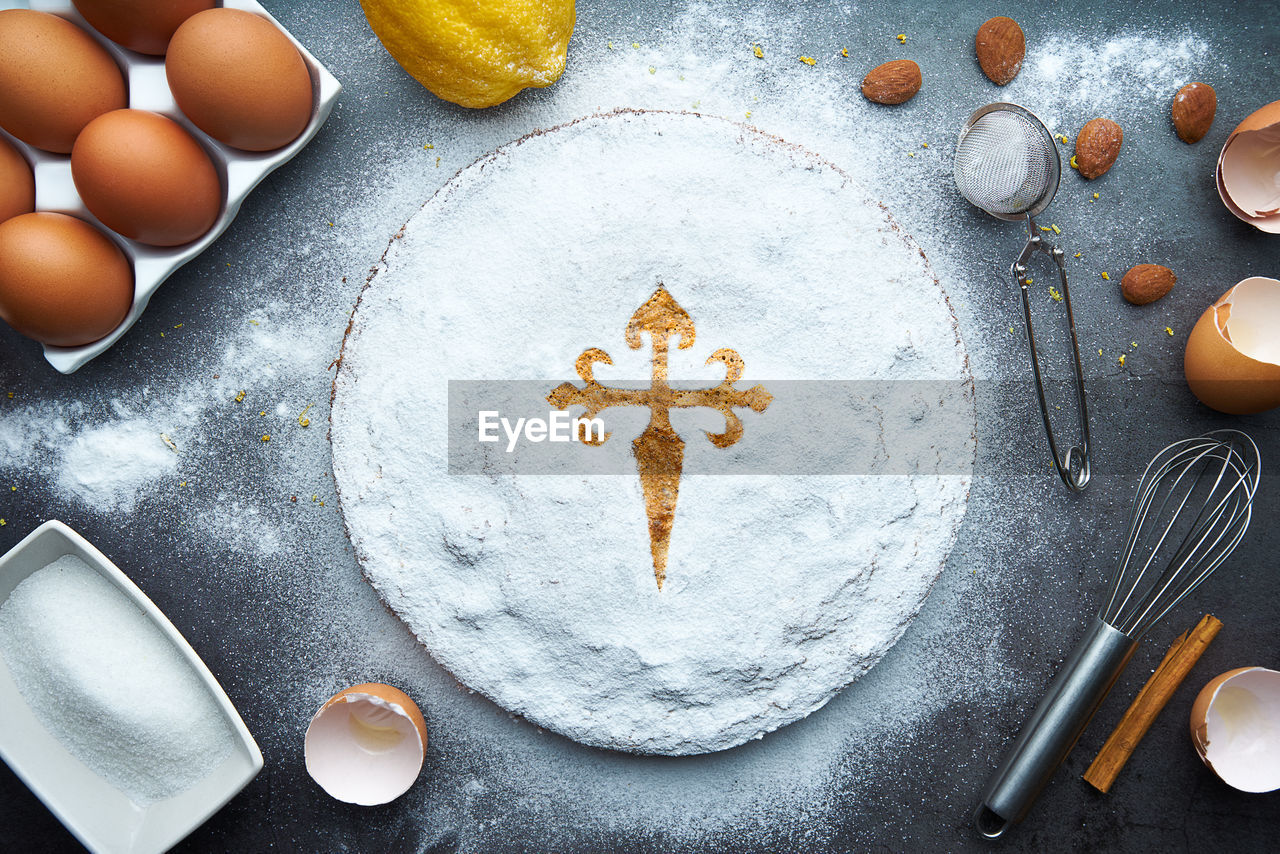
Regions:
[[1083, 614, 1222, 793]]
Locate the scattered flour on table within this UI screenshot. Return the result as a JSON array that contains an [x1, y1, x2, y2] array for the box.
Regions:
[[57, 420, 176, 513], [0, 309, 328, 522], [1016, 33, 1211, 129], [0, 1, 1224, 847]]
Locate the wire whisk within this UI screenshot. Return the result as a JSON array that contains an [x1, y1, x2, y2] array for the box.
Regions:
[[1104, 432, 1257, 637], [975, 430, 1260, 839]]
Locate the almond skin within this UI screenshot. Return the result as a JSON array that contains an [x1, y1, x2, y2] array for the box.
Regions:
[[1121, 264, 1176, 305], [1172, 82, 1216, 144], [1074, 118, 1123, 179], [861, 60, 922, 105], [975, 16, 1025, 86]]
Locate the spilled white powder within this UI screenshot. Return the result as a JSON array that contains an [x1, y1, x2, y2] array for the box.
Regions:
[[0, 310, 326, 520], [0, 555, 235, 805], [1022, 33, 1211, 121], [56, 420, 176, 512], [197, 502, 286, 557], [331, 110, 974, 754]]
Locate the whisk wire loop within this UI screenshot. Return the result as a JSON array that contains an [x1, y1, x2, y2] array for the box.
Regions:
[[1102, 431, 1259, 638]]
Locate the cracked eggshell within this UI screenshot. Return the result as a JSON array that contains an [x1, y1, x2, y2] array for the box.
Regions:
[[304, 683, 427, 806], [1217, 100, 1280, 233], [1191, 667, 1280, 793], [1184, 277, 1280, 414]]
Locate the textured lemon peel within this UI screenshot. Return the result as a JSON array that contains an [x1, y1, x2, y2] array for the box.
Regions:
[[360, 0, 575, 108]]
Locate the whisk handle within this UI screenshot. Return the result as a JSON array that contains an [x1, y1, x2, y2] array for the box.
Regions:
[[975, 617, 1136, 838]]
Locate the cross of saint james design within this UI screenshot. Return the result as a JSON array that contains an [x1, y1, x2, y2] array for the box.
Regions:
[[547, 286, 772, 589]]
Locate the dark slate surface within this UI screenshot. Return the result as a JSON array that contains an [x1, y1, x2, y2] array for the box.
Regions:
[[1, 0, 1278, 851]]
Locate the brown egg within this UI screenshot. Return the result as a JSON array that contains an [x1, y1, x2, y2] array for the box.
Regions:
[[71, 0, 214, 56], [0, 212, 133, 347], [1184, 277, 1280, 414], [72, 109, 222, 246], [0, 135, 34, 225], [166, 9, 313, 151], [0, 10, 127, 153]]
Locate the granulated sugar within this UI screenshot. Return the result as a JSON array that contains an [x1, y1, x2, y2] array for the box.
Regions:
[[0, 555, 234, 805]]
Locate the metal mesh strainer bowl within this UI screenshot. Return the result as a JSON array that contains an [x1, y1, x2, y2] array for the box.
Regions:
[[956, 105, 1060, 220], [954, 103, 1090, 491]]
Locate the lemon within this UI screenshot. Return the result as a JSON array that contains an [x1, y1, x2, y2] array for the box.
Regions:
[[360, 0, 575, 109]]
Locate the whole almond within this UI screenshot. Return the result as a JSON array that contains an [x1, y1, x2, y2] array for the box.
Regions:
[[1074, 118, 1123, 179], [1121, 264, 1176, 305], [1171, 82, 1216, 143], [975, 16, 1025, 86], [861, 59, 922, 105]]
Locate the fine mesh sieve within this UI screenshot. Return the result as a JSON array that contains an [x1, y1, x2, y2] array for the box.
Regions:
[[955, 103, 1090, 491], [955, 107, 1059, 219]]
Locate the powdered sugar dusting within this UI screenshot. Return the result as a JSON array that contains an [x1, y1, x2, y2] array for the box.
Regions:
[[57, 420, 177, 512], [1016, 32, 1213, 132], [332, 110, 974, 755]]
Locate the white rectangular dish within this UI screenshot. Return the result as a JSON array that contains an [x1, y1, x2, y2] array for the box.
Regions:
[[0, 0, 341, 373], [0, 520, 264, 854]]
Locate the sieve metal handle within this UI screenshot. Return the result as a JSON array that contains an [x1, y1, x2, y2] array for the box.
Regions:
[[1013, 216, 1091, 491]]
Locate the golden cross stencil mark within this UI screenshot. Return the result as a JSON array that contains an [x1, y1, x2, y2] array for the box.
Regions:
[[548, 287, 772, 589]]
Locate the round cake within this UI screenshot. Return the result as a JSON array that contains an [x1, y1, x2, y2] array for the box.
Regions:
[[331, 110, 974, 755]]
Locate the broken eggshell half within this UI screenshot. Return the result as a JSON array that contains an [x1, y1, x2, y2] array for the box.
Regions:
[[1191, 667, 1280, 793], [1184, 277, 1280, 414], [304, 682, 427, 805], [1217, 100, 1280, 233]]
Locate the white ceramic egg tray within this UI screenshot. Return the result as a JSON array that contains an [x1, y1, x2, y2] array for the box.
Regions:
[[0, 0, 340, 373], [0, 520, 264, 854]]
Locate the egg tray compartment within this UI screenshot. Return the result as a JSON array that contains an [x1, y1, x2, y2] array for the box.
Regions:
[[0, 0, 340, 373]]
